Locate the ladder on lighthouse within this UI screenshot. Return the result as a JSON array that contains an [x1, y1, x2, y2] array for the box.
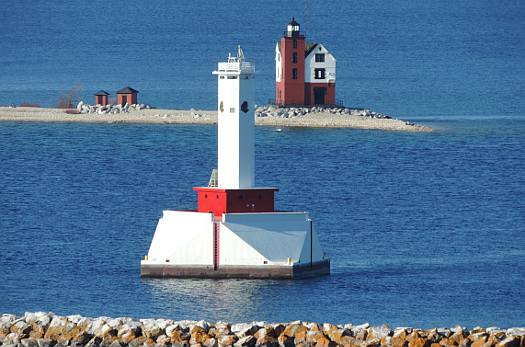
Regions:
[[213, 217, 220, 270], [208, 169, 218, 188]]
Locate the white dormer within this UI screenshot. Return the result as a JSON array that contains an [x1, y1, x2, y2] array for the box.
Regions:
[[304, 43, 336, 83]]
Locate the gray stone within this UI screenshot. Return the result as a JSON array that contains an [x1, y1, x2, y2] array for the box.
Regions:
[[4, 332, 21, 345], [84, 336, 102, 347], [21, 339, 38, 347], [1, 314, 16, 323], [36, 338, 54, 347], [353, 323, 370, 331], [231, 323, 258, 337], [11, 320, 32, 336], [76, 101, 84, 112], [506, 328, 525, 336]]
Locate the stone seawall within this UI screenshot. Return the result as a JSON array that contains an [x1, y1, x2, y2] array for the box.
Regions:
[[1, 313, 523, 347]]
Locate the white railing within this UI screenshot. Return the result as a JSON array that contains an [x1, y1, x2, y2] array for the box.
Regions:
[[217, 62, 255, 73]]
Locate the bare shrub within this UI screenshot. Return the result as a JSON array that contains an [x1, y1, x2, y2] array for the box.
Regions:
[[56, 84, 82, 109]]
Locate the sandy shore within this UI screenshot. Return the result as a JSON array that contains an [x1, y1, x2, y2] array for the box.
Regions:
[[0, 107, 432, 132]]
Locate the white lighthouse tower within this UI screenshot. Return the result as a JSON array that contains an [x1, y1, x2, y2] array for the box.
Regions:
[[140, 47, 330, 278], [215, 46, 255, 189]]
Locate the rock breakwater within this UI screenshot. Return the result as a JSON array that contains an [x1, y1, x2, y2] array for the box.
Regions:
[[1, 313, 523, 347], [76, 101, 153, 115], [254, 105, 430, 131], [255, 106, 419, 127], [256, 106, 392, 121]]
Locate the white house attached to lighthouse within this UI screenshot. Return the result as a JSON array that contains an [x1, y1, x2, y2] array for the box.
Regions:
[[140, 47, 330, 278]]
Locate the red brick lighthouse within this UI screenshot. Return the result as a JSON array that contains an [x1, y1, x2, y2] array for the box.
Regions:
[[275, 18, 337, 106]]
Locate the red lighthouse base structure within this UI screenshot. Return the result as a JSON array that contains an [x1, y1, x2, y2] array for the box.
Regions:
[[193, 187, 278, 216]]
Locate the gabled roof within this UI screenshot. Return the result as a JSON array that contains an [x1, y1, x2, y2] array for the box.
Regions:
[[94, 90, 110, 96], [305, 42, 318, 58], [116, 86, 139, 94]]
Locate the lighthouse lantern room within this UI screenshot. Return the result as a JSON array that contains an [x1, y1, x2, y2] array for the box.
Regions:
[[140, 47, 330, 278]]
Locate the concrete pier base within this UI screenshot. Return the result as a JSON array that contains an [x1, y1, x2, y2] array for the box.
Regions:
[[140, 259, 330, 279]]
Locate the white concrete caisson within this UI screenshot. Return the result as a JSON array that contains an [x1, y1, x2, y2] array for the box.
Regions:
[[140, 47, 330, 278]]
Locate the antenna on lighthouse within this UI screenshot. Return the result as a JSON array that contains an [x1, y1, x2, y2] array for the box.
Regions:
[[237, 45, 245, 61]]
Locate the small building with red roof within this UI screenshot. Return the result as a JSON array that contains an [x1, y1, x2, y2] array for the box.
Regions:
[[116, 86, 139, 106]]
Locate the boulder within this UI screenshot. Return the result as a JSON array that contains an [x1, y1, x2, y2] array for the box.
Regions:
[[156, 334, 172, 346], [310, 332, 334, 347], [142, 319, 163, 339], [169, 329, 187, 345], [276, 333, 294, 347], [21, 338, 39, 347], [218, 334, 237, 346], [35, 338, 54, 347], [408, 337, 430, 347], [10, 320, 32, 337], [44, 316, 68, 340], [393, 328, 408, 347], [231, 323, 258, 337], [233, 335, 255, 347], [497, 336, 521, 347], [471, 336, 488, 347], [507, 328, 525, 337], [282, 323, 306, 338], [4, 332, 21, 345]]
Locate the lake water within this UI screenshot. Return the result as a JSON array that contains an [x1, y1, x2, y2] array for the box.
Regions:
[[0, 0, 524, 329], [1, 0, 524, 120], [1, 118, 524, 328]]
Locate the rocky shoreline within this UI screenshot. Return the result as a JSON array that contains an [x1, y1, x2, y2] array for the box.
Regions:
[[0, 105, 431, 132], [1, 313, 523, 347]]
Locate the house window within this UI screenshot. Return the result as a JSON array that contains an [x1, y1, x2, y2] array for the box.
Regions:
[[292, 52, 297, 64], [293, 39, 297, 48], [292, 68, 298, 79], [314, 68, 325, 79], [230, 107, 235, 113], [315, 53, 325, 62], [227, 76, 238, 79]]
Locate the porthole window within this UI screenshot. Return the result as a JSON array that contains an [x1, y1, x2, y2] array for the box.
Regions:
[[241, 101, 249, 113]]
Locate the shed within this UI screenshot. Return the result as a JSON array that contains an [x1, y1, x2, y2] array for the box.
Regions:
[[116, 86, 139, 106], [94, 90, 110, 106]]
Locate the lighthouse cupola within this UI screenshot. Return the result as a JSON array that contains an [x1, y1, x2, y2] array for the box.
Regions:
[[286, 17, 301, 37]]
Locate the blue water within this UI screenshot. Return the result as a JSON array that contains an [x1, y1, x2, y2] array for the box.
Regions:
[[1, 1, 525, 120], [1, 0, 525, 329], [1, 119, 524, 328]]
